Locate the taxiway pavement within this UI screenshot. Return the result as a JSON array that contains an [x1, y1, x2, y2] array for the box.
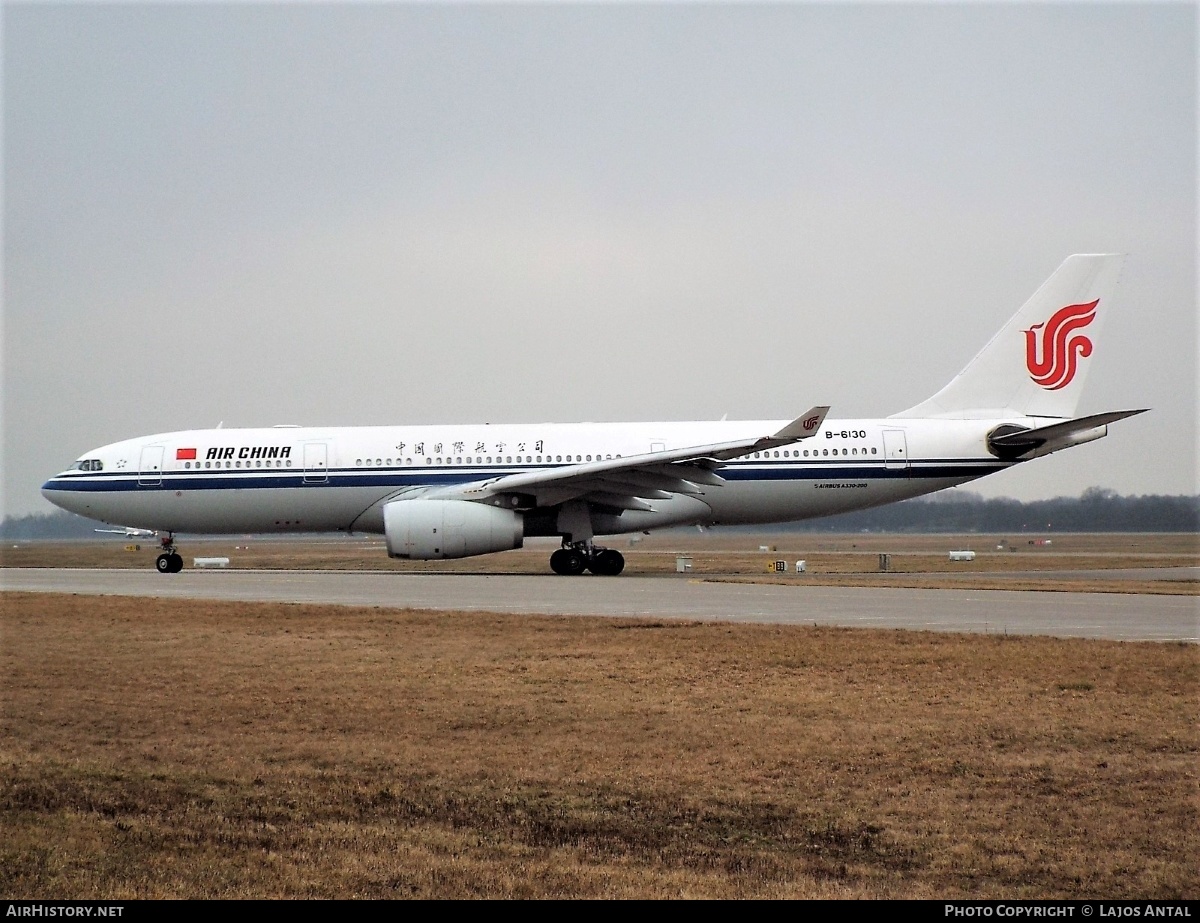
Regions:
[[3, 568, 1196, 641]]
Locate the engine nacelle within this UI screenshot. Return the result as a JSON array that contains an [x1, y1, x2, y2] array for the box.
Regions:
[[384, 499, 524, 560]]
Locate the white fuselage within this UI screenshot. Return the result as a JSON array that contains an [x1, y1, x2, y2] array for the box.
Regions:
[[41, 417, 1016, 536], [40, 254, 1136, 571]]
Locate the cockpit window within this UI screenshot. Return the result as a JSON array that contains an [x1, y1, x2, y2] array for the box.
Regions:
[[71, 459, 103, 472]]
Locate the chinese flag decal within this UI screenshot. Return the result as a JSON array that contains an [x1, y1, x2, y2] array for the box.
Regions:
[[176, 448, 197, 460]]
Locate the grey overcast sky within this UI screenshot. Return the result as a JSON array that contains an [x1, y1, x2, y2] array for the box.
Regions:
[[3, 2, 1196, 518]]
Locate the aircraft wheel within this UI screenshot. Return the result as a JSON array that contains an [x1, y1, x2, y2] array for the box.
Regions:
[[156, 553, 174, 574], [550, 548, 587, 576], [587, 549, 625, 576], [169, 553, 184, 573]]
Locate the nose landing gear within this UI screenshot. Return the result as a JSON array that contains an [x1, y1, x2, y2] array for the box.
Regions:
[[549, 542, 624, 576], [155, 534, 183, 574]]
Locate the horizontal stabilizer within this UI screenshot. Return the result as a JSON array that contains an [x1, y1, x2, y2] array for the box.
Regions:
[[989, 409, 1147, 459]]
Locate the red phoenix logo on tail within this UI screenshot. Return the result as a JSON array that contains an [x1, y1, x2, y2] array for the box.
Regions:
[[1024, 300, 1098, 390], [802, 414, 822, 431]]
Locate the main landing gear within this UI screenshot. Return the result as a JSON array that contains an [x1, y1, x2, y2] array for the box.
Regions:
[[549, 542, 625, 576], [155, 534, 183, 574]]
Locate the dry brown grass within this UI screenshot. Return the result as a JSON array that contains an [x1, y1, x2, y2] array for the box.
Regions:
[[2, 591, 1196, 898]]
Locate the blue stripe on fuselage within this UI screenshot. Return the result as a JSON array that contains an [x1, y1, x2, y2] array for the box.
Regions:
[[42, 459, 1008, 494]]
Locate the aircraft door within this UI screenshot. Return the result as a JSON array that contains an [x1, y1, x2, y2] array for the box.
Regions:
[[303, 442, 329, 484], [882, 430, 909, 472], [138, 446, 165, 486]]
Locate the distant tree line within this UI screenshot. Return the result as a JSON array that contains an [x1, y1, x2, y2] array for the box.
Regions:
[[2, 490, 1197, 541], [772, 488, 1200, 533], [1, 510, 114, 541]]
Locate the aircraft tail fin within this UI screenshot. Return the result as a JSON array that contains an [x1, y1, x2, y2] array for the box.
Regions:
[[891, 254, 1125, 420]]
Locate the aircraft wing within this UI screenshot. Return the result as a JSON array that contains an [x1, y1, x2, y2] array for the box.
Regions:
[[424, 406, 830, 512], [95, 527, 157, 537]]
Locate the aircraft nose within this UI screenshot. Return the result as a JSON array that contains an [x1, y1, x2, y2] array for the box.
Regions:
[[42, 479, 63, 504], [42, 478, 77, 514]]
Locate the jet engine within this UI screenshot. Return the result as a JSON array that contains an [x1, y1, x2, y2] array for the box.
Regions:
[[383, 498, 524, 560]]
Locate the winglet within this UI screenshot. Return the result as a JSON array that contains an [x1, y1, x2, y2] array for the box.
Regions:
[[772, 406, 831, 441]]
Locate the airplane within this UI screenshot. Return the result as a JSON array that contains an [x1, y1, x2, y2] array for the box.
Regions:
[[42, 254, 1146, 576]]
